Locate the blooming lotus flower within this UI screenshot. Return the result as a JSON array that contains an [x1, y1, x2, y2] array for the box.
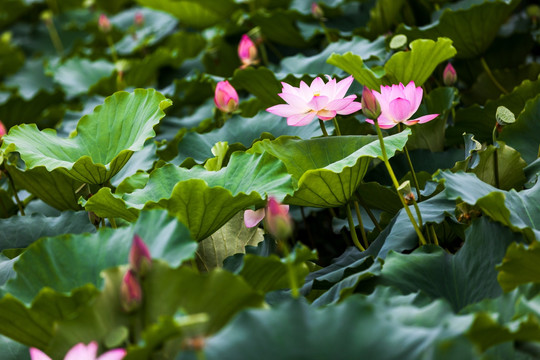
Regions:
[[364, 81, 438, 129], [30, 342, 126, 360], [214, 81, 239, 113], [266, 76, 362, 126], [238, 34, 259, 68]]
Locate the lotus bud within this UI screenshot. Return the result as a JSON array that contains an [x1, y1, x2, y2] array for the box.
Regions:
[[214, 81, 239, 113], [121, 269, 142, 312], [0, 120, 6, 139], [443, 63, 457, 86], [40, 10, 53, 25], [98, 14, 111, 33], [311, 2, 325, 20], [361, 86, 381, 120], [129, 234, 152, 276], [134, 12, 144, 27], [264, 197, 292, 240], [238, 34, 259, 68]]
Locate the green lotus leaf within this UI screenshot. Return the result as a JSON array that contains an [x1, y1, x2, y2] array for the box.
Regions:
[[230, 67, 282, 108], [327, 51, 386, 89], [196, 291, 477, 360], [1, 89, 172, 184], [0, 334, 29, 360], [0, 90, 63, 130], [397, 0, 520, 59], [500, 94, 540, 164], [0, 210, 196, 348], [135, 0, 238, 28], [248, 129, 411, 207], [52, 57, 116, 98], [497, 241, 540, 292], [250, 10, 307, 48], [4, 58, 54, 100], [84, 151, 294, 240]]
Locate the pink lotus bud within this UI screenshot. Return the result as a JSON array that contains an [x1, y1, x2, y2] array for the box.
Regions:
[[134, 12, 144, 27], [121, 269, 142, 312], [98, 14, 111, 33], [214, 80, 239, 113], [311, 2, 324, 20], [361, 86, 381, 120], [0, 120, 6, 139], [238, 34, 259, 68], [129, 234, 152, 275], [30, 341, 126, 360], [264, 197, 292, 240], [443, 63, 457, 86]]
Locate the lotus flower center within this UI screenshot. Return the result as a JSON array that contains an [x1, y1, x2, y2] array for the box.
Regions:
[[313, 92, 320, 96]]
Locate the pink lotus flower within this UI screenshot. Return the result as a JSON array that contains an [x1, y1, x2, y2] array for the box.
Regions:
[[121, 269, 143, 312], [443, 63, 457, 86], [134, 12, 144, 27], [364, 81, 438, 129], [30, 342, 126, 360], [245, 197, 292, 239], [238, 34, 259, 68], [129, 234, 152, 275], [266, 76, 362, 126], [0, 120, 6, 138], [214, 81, 239, 113], [98, 14, 111, 33]]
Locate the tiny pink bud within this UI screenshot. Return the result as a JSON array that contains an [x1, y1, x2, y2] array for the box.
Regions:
[[98, 14, 111, 33], [121, 269, 142, 312], [264, 197, 292, 240], [443, 62, 457, 86], [214, 80, 239, 113], [129, 234, 152, 275], [361, 86, 381, 120], [0, 120, 6, 139], [238, 34, 259, 68], [311, 2, 325, 20], [134, 12, 144, 27]]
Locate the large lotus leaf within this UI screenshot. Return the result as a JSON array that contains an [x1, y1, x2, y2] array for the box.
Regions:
[[1, 89, 172, 184], [385, 38, 456, 86], [52, 57, 116, 98], [0, 335, 29, 360], [135, 0, 238, 28], [280, 36, 386, 76], [196, 212, 263, 272], [4, 58, 54, 100], [5, 164, 83, 211], [172, 112, 324, 165], [47, 262, 264, 358], [230, 67, 282, 109], [0, 211, 95, 252], [380, 217, 518, 312], [397, 0, 520, 59], [0, 188, 17, 218], [499, 94, 540, 164], [0, 90, 63, 130], [327, 51, 386, 89], [437, 171, 540, 242], [0, 210, 196, 347], [497, 241, 540, 292], [195, 292, 477, 360], [448, 77, 540, 145], [83, 152, 294, 240], [251, 10, 307, 48], [249, 130, 410, 207]]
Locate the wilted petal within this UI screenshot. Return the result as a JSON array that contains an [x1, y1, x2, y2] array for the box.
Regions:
[[307, 95, 329, 111], [389, 97, 413, 121], [244, 208, 265, 228], [287, 112, 317, 126], [29, 348, 52, 360], [266, 104, 301, 118]]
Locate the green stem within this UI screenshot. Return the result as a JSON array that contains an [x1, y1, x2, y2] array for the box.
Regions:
[[492, 126, 500, 188], [5, 170, 25, 216], [374, 121, 427, 245], [106, 35, 118, 63], [320, 21, 332, 43], [258, 43, 269, 66], [353, 201, 369, 249], [345, 202, 365, 251], [300, 207, 316, 249], [109, 217, 117, 229], [281, 243, 300, 298], [429, 224, 439, 246], [45, 20, 64, 56], [332, 117, 342, 136], [356, 193, 382, 232], [319, 119, 329, 137], [411, 199, 423, 229], [398, 124, 422, 201], [196, 349, 206, 360], [480, 57, 508, 95]]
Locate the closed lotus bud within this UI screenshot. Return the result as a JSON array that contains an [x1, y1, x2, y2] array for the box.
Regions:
[[0, 120, 6, 139], [214, 81, 239, 113], [311, 2, 325, 20], [98, 14, 111, 33], [129, 234, 152, 275], [443, 63, 457, 86], [361, 86, 381, 120], [121, 269, 142, 312], [134, 12, 144, 27], [264, 197, 292, 240], [238, 34, 259, 68]]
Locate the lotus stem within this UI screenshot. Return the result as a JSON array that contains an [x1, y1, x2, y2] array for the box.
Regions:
[[346, 202, 365, 251], [319, 119, 329, 137], [332, 117, 342, 136], [281, 243, 300, 298], [429, 224, 439, 246], [320, 21, 333, 44], [300, 207, 316, 249], [109, 217, 117, 228], [5, 170, 25, 216], [353, 200, 369, 249], [492, 126, 500, 188], [480, 57, 508, 95], [398, 124, 422, 201], [106, 35, 118, 63], [411, 199, 424, 230], [374, 120, 427, 245], [356, 193, 382, 232], [258, 42, 269, 66], [44, 17, 64, 56]]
